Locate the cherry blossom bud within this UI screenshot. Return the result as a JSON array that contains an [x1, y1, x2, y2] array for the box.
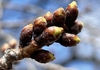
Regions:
[[8, 39, 17, 48], [65, 1, 78, 26], [1, 43, 10, 54], [35, 26, 63, 46], [58, 33, 80, 46], [44, 12, 53, 27], [33, 17, 47, 37], [30, 49, 55, 63], [19, 24, 33, 47], [68, 20, 84, 34], [53, 7, 66, 27]]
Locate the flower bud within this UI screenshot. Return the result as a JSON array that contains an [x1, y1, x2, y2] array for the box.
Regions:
[[8, 39, 17, 48], [68, 20, 84, 34], [30, 49, 55, 63], [44, 12, 54, 27], [1, 43, 10, 54], [19, 24, 33, 48], [35, 26, 63, 46], [58, 33, 80, 46], [53, 7, 66, 27], [65, 1, 78, 26], [33, 17, 47, 37]]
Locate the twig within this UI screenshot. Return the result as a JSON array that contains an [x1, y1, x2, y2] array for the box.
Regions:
[[0, 40, 39, 70]]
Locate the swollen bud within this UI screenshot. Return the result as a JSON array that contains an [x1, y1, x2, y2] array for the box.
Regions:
[[65, 1, 78, 26], [19, 24, 33, 48], [53, 7, 66, 27], [1, 43, 10, 54], [58, 33, 80, 46], [1, 39, 17, 54], [44, 12, 53, 27], [68, 20, 84, 34], [30, 49, 55, 63], [33, 17, 47, 37], [35, 26, 63, 46], [8, 39, 17, 48]]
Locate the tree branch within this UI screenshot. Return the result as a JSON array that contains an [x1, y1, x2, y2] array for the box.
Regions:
[[0, 40, 39, 70]]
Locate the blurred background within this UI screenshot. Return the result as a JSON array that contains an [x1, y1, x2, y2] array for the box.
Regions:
[[0, 0, 100, 70]]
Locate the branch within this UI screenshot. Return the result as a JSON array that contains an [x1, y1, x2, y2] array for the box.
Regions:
[[0, 40, 39, 70]]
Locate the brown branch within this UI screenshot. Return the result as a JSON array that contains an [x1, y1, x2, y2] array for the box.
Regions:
[[0, 40, 39, 70], [20, 40, 39, 58]]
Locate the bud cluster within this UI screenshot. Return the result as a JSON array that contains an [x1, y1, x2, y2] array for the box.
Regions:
[[19, 1, 83, 63]]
